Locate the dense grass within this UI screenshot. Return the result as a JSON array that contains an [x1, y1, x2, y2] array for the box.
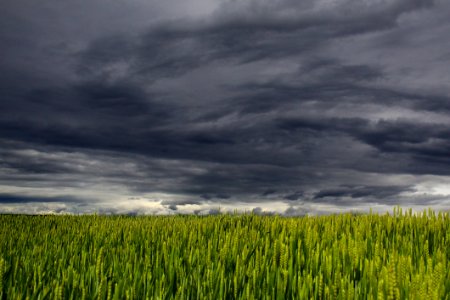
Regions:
[[0, 209, 450, 299]]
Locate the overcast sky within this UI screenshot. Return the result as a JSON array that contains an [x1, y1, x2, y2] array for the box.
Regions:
[[1, 0, 450, 215]]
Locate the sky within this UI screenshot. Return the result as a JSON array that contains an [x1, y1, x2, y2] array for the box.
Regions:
[[1, 0, 450, 215]]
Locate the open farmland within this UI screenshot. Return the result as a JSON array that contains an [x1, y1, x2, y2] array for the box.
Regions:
[[1, 210, 450, 299]]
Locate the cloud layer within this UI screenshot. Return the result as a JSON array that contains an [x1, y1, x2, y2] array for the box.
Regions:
[[1, 0, 450, 214]]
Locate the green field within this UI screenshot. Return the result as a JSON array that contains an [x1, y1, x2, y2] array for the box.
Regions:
[[1, 209, 449, 299]]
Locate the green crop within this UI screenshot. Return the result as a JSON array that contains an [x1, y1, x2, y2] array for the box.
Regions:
[[0, 208, 449, 299]]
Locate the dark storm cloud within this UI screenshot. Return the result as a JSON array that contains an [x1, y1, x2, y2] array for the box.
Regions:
[[284, 192, 304, 201], [1, 0, 450, 214], [262, 190, 277, 196], [314, 185, 414, 200], [73, 0, 434, 81], [277, 116, 450, 172], [0, 193, 85, 204], [229, 63, 450, 117]]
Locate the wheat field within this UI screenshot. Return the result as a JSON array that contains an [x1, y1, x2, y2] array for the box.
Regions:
[[0, 209, 449, 299]]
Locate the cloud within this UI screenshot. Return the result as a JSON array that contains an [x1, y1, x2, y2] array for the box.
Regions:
[[284, 206, 309, 217], [74, 0, 435, 81], [284, 192, 304, 201], [160, 199, 202, 208], [0, 194, 86, 204], [1, 0, 450, 214], [252, 207, 276, 216], [314, 185, 414, 200]]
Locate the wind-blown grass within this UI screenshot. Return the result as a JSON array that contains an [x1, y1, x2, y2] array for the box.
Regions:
[[0, 208, 449, 299]]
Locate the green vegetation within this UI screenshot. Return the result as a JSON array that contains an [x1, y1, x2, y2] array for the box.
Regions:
[[0, 208, 449, 299]]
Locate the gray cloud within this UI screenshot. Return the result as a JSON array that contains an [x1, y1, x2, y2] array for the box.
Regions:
[[1, 0, 450, 214], [314, 185, 414, 200], [0, 194, 86, 204], [74, 0, 435, 80]]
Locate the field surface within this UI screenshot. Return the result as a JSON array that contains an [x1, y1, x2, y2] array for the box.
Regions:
[[1, 210, 450, 299]]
